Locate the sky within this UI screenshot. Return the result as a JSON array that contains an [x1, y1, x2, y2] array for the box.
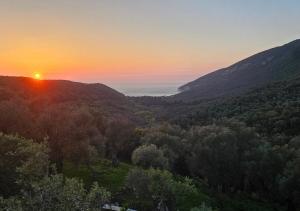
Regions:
[[0, 0, 300, 96]]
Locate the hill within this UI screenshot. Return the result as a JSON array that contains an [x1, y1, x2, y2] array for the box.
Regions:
[[0, 76, 141, 169], [0, 76, 126, 103], [174, 77, 300, 136], [173, 39, 300, 101], [0, 76, 137, 120]]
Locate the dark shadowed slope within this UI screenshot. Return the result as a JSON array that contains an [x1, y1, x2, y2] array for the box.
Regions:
[[0, 76, 139, 121], [0, 76, 126, 103], [173, 39, 300, 101]]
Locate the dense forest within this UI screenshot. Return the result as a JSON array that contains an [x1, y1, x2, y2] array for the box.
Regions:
[[0, 74, 299, 211]]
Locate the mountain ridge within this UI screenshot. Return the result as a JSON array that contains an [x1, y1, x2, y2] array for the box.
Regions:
[[174, 39, 300, 101]]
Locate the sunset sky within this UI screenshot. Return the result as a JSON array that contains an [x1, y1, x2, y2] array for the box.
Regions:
[[1, 0, 300, 95]]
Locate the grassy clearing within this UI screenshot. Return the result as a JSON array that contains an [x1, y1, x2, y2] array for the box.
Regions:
[[63, 159, 132, 193]]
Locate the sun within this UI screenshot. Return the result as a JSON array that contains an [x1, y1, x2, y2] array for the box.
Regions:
[[34, 73, 42, 80]]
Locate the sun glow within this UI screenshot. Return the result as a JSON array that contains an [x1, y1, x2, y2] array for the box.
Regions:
[[34, 73, 42, 80]]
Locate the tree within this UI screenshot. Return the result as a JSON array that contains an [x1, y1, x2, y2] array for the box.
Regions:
[[279, 144, 300, 210], [5, 174, 111, 211], [104, 119, 137, 162], [36, 105, 104, 170], [87, 182, 111, 210], [186, 119, 261, 192], [140, 124, 188, 173], [0, 133, 49, 197], [126, 168, 197, 211], [1, 167, 111, 211], [0, 99, 33, 138], [190, 203, 214, 211], [0, 196, 22, 211], [132, 144, 169, 169], [0, 133, 111, 211]]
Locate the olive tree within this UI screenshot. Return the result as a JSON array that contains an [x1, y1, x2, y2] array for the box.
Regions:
[[132, 144, 169, 169]]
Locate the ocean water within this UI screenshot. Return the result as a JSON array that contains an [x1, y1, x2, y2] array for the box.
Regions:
[[110, 83, 180, 96]]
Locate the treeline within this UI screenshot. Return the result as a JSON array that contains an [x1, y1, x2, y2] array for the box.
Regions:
[[131, 121, 300, 210], [0, 99, 139, 170]]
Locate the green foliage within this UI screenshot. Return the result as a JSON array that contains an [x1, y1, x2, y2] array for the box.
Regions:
[[215, 196, 275, 211], [0, 197, 22, 211], [2, 174, 111, 211], [186, 119, 261, 192], [132, 144, 169, 169], [0, 133, 49, 197], [62, 177, 88, 210], [87, 182, 111, 210], [140, 78, 300, 210], [63, 160, 132, 193], [0, 76, 140, 170], [125, 168, 205, 211], [129, 117, 298, 210], [190, 203, 214, 211], [0, 134, 111, 211], [279, 148, 300, 209], [179, 78, 300, 139], [139, 124, 188, 174]]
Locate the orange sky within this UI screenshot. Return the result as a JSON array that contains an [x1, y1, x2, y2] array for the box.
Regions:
[[0, 23, 233, 79], [1, 0, 300, 95]]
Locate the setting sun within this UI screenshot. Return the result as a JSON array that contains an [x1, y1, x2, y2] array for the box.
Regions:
[[34, 73, 42, 80]]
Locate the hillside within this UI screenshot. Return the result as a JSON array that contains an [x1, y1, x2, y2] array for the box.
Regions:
[[173, 39, 300, 101], [0, 76, 126, 103], [0, 76, 141, 169], [0, 76, 137, 120], [174, 77, 300, 135]]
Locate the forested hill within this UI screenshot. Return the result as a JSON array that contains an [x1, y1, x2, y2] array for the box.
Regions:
[[133, 76, 300, 130], [0, 76, 141, 120], [175, 77, 300, 136], [0, 76, 141, 167], [0, 76, 126, 104], [173, 39, 300, 101]]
